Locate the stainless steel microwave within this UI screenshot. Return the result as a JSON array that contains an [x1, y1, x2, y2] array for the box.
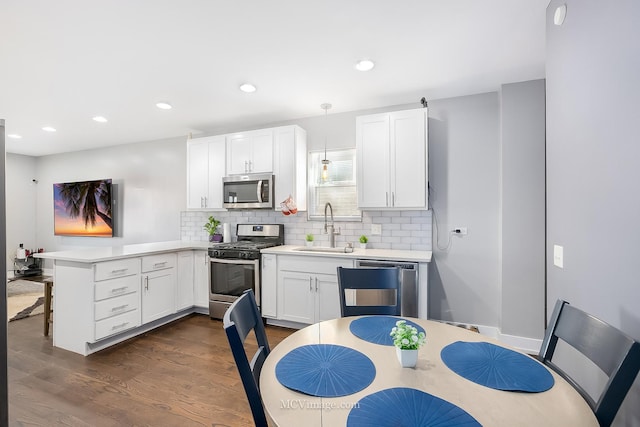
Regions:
[[223, 173, 274, 209]]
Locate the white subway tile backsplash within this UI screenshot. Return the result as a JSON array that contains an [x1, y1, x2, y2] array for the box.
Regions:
[[180, 210, 432, 251], [391, 216, 411, 224]]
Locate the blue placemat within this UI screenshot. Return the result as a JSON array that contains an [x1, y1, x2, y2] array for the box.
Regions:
[[275, 344, 376, 397], [347, 387, 481, 427], [441, 341, 554, 392], [349, 316, 426, 346]]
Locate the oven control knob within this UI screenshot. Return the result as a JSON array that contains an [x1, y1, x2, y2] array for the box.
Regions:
[[212, 251, 219, 257], [239, 252, 246, 259]]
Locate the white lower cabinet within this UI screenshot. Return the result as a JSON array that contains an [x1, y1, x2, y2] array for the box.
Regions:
[[261, 254, 277, 318], [95, 310, 141, 341], [92, 260, 142, 341], [141, 254, 177, 324], [279, 272, 316, 323], [194, 250, 209, 308], [177, 251, 195, 311], [50, 247, 210, 356], [276, 256, 353, 325]]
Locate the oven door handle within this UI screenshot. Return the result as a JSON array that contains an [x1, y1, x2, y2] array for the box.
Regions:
[[210, 257, 258, 266]]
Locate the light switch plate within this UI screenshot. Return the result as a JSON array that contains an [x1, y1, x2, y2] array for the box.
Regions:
[[553, 245, 564, 268], [371, 224, 382, 235]]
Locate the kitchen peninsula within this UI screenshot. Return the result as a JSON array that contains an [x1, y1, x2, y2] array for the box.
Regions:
[[35, 241, 211, 356]]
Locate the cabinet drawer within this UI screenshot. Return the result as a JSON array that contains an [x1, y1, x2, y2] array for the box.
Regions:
[[95, 293, 139, 321], [95, 258, 140, 282], [278, 256, 353, 275], [94, 309, 141, 341], [94, 275, 139, 301], [142, 253, 176, 273]]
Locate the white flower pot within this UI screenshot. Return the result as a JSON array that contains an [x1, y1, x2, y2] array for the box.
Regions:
[[359, 243, 367, 249], [305, 241, 314, 247], [396, 347, 418, 368]]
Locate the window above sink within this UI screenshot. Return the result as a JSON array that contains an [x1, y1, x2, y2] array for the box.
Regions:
[[307, 148, 362, 222]]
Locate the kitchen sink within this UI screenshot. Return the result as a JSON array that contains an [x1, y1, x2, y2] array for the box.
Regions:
[[293, 246, 354, 254]]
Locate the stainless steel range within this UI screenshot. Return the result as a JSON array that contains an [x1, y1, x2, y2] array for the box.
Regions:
[[208, 224, 284, 319]]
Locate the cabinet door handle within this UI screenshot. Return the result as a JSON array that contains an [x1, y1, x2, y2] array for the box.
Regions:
[[153, 262, 167, 268], [309, 277, 313, 291], [244, 160, 248, 173], [144, 276, 149, 291], [315, 277, 318, 292], [111, 268, 128, 275], [248, 160, 252, 172], [386, 192, 389, 207], [111, 286, 127, 294], [204, 196, 208, 207], [111, 304, 129, 312], [111, 322, 129, 331], [392, 192, 395, 207]]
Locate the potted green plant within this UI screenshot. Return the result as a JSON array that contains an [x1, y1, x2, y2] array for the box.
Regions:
[[359, 235, 368, 249], [390, 320, 426, 368], [305, 233, 314, 247], [204, 216, 222, 242]]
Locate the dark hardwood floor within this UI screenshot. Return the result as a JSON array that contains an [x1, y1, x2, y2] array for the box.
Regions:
[[8, 313, 293, 426]]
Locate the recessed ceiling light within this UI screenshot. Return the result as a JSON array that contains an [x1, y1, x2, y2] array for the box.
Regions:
[[42, 126, 56, 132], [93, 116, 108, 123], [7, 134, 22, 139], [239, 83, 257, 93], [554, 4, 567, 26], [355, 59, 375, 72], [156, 102, 172, 110]]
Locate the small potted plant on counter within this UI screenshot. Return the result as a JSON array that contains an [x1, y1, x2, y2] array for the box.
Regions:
[[390, 320, 426, 368], [204, 216, 223, 242], [359, 235, 368, 249], [305, 233, 314, 247]]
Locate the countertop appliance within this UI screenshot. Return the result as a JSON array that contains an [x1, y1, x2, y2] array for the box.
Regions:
[[223, 173, 274, 209], [354, 259, 418, 317], [208, 224, 284, 319]]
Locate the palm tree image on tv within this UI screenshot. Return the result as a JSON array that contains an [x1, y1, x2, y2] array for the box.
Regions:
[[53, 179, 113, 237]]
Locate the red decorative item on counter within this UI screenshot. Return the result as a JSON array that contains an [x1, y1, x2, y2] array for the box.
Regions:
[[280, 195, 297, 215]]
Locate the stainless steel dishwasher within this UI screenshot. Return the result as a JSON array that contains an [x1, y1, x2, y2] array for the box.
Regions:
[[354, 259, 419, 317]]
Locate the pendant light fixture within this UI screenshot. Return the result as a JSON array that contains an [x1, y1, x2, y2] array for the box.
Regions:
[[320, 103, 332, 182]]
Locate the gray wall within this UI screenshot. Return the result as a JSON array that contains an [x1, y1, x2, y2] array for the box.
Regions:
[[5, 154, 37, 264], [428, 92, 502, 327], [33, 136, 187, 252], [546, 1, 640, 425], [501, 80, 546, 339]]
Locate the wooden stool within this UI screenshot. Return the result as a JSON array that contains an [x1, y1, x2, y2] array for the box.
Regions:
[[44, 279, 53, 336]]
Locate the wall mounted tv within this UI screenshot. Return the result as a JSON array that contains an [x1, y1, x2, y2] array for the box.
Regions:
[[53, 179, 114, 237]]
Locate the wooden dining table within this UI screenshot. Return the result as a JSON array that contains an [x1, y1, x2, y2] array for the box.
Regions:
[[259, 316, 598, 426]]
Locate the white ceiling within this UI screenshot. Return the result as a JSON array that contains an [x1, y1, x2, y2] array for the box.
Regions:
[[1, 0, 548, 157]]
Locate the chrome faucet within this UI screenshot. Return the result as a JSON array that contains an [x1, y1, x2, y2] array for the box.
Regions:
[[324, 202, 341, 248]]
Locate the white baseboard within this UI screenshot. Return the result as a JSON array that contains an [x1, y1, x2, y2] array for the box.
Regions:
[[438, 321, 542, 355], [496, 332, 543, 355]]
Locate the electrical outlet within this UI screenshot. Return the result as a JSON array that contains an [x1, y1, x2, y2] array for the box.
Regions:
[[553, 245, 564, 268], [453, 227, 468, 235], [371, 224, 382, 235]]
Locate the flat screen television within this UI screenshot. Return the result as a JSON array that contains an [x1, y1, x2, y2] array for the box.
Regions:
[[53, 179, 114, 237]]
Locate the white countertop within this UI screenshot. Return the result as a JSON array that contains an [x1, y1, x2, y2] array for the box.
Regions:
[[261, 245, 431, 263], [34, 241, 432, 263], [33, 241, 211, 263]]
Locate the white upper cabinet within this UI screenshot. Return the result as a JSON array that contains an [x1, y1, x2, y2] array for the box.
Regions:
[[227, 129, 274, 175], [187, 135, 226, 209], [356, 108, 428, 209], [273, 125, 307, 211]]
